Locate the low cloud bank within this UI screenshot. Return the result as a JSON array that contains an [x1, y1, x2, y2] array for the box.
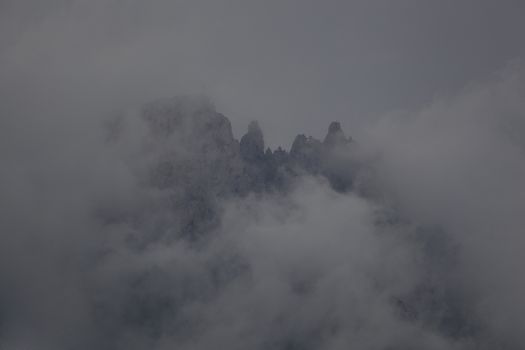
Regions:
[[1, 57, 525, 349]]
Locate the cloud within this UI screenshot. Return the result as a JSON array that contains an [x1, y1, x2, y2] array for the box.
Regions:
[[0, 2, 524, 348], [362, 63, 525, 347], [2, 0, 524, 147], [0, 94, 461, 349]]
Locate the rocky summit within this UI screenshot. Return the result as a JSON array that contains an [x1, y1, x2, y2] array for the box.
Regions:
[[138, 96, 357, 196], [105, 96, 358, 242]]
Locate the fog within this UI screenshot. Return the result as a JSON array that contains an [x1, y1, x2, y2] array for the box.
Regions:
[[2, 0, 525, 145], [363, 65, 525, 347], [1, 1, 525, 349]]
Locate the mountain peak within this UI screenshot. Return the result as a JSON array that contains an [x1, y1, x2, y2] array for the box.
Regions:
[[328, 121, 342, 133], [240, 120, 265, 161], [323, 121, 349, 148]]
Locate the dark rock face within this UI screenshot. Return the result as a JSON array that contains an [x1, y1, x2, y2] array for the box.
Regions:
[[240, 121, 265, 162], [323, 121, 351, 148], [289, 134, 323, 174], [106, 96, 359, 242], [137, 97, 357, 199]]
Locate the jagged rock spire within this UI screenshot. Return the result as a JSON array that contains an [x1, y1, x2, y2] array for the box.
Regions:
[[240, 121, 265, 161], [323, 121, 350, 148], [138, 97, 357, 196], [290, 134, 323, 173]]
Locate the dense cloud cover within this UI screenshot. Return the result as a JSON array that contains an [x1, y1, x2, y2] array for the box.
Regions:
[[1, 67, 525, 349], [2, 0, 524, 146], [1, 1, 525, 349]]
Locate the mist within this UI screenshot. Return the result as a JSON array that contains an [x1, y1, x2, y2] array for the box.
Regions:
[[1, 1, 525, 349]]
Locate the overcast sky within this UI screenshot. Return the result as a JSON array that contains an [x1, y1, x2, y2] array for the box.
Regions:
[[1, 0, 525, 146]]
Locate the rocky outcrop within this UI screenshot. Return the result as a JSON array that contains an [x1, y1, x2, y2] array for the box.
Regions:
[[323, 121, 351, 148], [240, 121, 265, 162], [107, 96, 358, 240], [99, 96, 470, 346], [289, 134, 323, 174], [139, 97, 358, 196]]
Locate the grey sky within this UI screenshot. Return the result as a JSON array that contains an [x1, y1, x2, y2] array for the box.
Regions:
[[1, 0, 524, 146]]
